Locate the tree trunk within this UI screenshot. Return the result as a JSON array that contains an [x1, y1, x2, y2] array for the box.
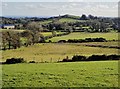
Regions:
[[8, 41, 11, 50]]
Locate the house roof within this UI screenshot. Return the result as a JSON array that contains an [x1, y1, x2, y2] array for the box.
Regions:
[[3, 24, 15, 26]]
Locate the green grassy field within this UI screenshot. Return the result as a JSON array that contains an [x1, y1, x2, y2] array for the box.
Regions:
[[39, 20, 52, 24], [2, 43, 118, 62], [1, 30, 119, 87], [59, 18, 80, 23], [41, 32, 52, 36], [2, 61, 118, 87], [1, 32, 119, 62], [0, 29, 25, 32], [41, 32, 65, 36], [48, 32, 119, 42]]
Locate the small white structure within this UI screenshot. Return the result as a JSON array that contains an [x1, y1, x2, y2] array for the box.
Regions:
[[3, 25, 15, 29]]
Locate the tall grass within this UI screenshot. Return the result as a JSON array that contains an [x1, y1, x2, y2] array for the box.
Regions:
[[2, 43, 118, 62]]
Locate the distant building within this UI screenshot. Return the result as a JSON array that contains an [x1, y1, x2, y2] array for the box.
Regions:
[[2, 24, 15, 29]]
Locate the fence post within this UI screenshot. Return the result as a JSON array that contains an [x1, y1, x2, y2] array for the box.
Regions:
[[50, 58, 52, 63]]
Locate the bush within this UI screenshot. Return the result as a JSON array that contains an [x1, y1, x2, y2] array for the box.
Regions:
[[61, 54, 120, 62], [87, 55, 108, 61], [67, 39, 85, 43], [5, 58, 25, 64], [72, 55, 86, 61], [29, 61, 36, 63], [107, 55, 120, 60], [62, 59, 72, 62], [93, 38, 107, 42], [48, 40, 52, 43], [58, 40, 66, 43]]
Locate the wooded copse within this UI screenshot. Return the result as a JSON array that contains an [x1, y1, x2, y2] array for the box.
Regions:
[[2, 31, 21, 50], [1, 30, 45, 50]]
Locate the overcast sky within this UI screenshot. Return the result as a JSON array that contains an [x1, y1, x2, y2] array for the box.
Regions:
[[1, 0, 120, 2], [1, 0, 119, 17]]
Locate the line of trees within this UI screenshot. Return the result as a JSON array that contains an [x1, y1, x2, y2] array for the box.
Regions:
[[2, 31, 21, 50], [58, 38, 107, 43], [1, 30, 70, 50], [61, 54, 120, 62], [1, 29, 48, 50]]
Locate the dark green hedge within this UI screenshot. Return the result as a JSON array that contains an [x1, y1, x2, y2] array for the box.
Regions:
[[61, 54, 120, 62], [5, 58, 26, 64]]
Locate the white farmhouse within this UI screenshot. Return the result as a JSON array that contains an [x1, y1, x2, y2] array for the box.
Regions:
[[3, 24, 15, 29]]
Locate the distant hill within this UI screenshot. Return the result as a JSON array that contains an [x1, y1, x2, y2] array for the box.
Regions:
[[60, 14, 80, 19], [48, 14, 80, 20]]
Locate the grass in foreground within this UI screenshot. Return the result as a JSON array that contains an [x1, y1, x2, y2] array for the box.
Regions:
[[2, 61, 118, 87]]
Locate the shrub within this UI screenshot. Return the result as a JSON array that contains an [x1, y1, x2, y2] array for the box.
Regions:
[[107, 55, 120, 60], [61, 54, 120, 62], [93, 38, 107, 42], [48, 40, 52, 43], [58, 40, 66, 43], [72, 55, 86, 61], [87, 55, 108, 61], [62, 59, 72, 62], [29, 61, 36, 63], [5, 58, 25, 64], [85, 38, 93, 42]]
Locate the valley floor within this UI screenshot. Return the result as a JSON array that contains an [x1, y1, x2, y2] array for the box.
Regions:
[[2, 61, 119, 87]]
